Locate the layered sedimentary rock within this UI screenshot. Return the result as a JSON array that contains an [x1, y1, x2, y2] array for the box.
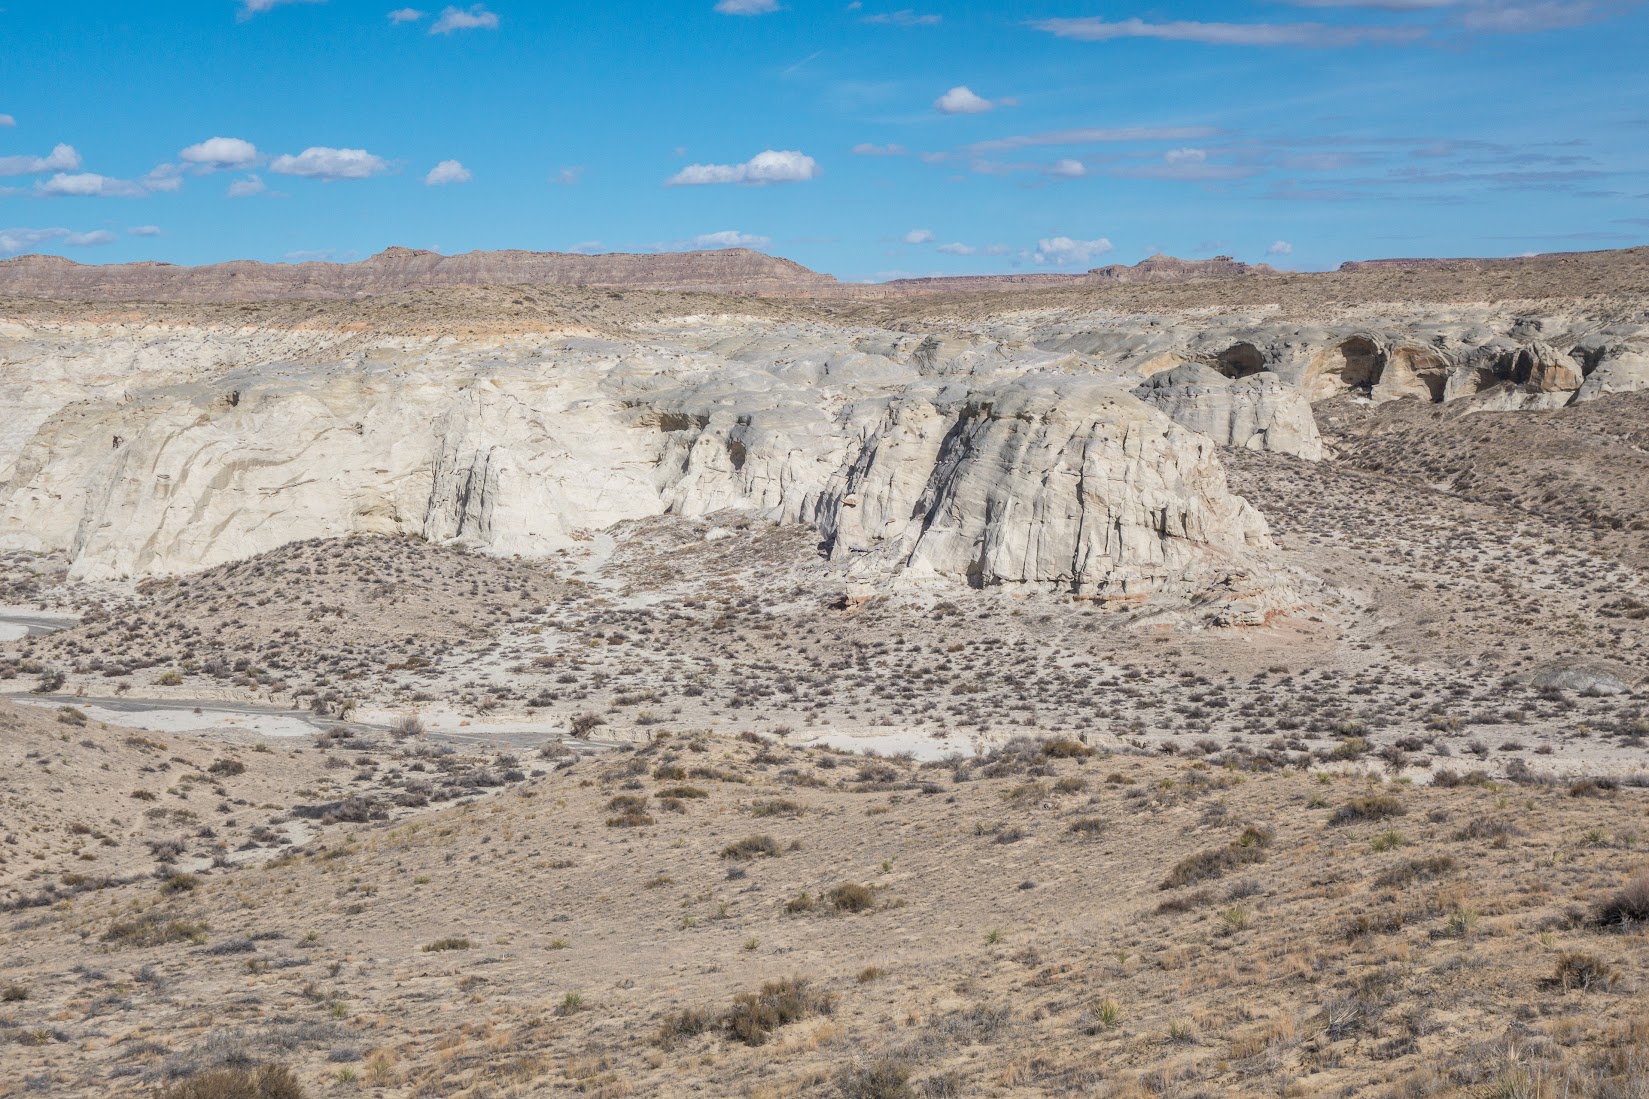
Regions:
[[0, 320, 1281, 613], [0, 247, 840, 301]]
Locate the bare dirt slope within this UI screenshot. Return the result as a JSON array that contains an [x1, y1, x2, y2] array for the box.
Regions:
[[1, 729, 1646, 1098]]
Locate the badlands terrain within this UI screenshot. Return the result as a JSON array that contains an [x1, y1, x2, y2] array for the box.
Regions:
[[0, 246, 1647, 1097]]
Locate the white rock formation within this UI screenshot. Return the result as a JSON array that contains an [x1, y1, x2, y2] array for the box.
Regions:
[[0, 320, 1283, 612]]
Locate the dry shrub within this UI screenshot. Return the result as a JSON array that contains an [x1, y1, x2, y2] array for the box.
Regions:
[[722, 977, 835, 1046], [1553, 952, 1616, 992], [721, 835, 781, 860], [157, 1065, 305, 1099], [1594, 874, 1649, 930], [1329, 795, 1405, 826], [828, 882, 875, 913], [1161, 826, 1272, 890]]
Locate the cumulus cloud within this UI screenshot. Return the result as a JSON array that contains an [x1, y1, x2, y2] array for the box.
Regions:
[[715, 0, 782, 13], [128, 225, 163, 237], [1030, 16, 1428, 46], [180, 136, 260, 171], [692, 230, 772, 248], [1034, 236, 1114, 265], [1046, 158, 1087, 178], [863, 9, 941, 25], [852, 142, 908, 156], [424, 159, 471, 185], [0, 144, 82, 177], [934, 86, 995, 114], [388, 7, 426, 21], [238, 0, 326, 21], [903, 228, 936, 244], [0, 226, 117, 256], [430, 4, 498, 33], [666, 149, 819, 186], [227, 174, 268, 197], [0, 115, 14, 128], [37, 172, 152, 197], [269, 146, 389, 180], [1268, 240, 1295, 255]]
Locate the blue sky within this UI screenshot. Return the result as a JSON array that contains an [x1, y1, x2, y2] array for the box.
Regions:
[[2, 0, 1646, 280]]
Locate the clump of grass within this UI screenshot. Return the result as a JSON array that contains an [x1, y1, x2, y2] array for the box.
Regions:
[[1594, 874, 1649, 930], [156, 1064, 305, 1099], [656, 1006, 714, 1049], [1372, 855, 1455, 889], [751, 798, 803, 818], [102, 913, 209, 948], [605, 794, 654, 828], [1054, 775, 1089, 794], [1329, 795, 1405, 826], [1067, 817, 1105, 837], [828, 882, 875, 913], [656, 785, 708, 800], [836, 1057, 914, 1099], [422, 936, 472, 952], [1161, 826, 1273, 890], [161, 873, 200, 895], [857, 965, 885, 984], [1553, 951, 1616, 991], [1, 984, 28, 1002], [721, 834, 782, 860], [784, 891, 816, 914], [723, 977, 835, 1046], [1040, 738, 1095, 759], [1370, 830, 1405, 852]]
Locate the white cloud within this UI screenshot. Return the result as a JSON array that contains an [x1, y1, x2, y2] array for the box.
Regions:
[[1267, 240, 1295, 255], [1046, 158, 1087, 178], [852, 142, 908, 156], [388, 7, 426, 22], [1034, 236, 1114, 266], [1111, 151, 1260, 181], [238, 0, 326, 21], [934, 86, 995, 114], [37, 172, 148, 197], [430, 4, 499, 32], [715, 0, 782, 13], [180, 136, 260, 170], [227, 174, 268, 197], [142, 164, 185, 192], [567, 240, 605, 254], [1165, 147, 1208, 164], [937, 242, 976, 255], [269, 147, 389, 180], [692, 230, 772, 248], [424, 159, 471, 185], [1030, 16, 1428, 46], [128, 225, 163, 237], [0, 115, 14, 128], [666, 149, 819, 186], [903, 229, 936, 244], [0, 144, 81, 177], [0, 226, 117, 256], [551, 166, 585, 185], [1458, 1, 1600, 31], [863, 9, 941, 25]]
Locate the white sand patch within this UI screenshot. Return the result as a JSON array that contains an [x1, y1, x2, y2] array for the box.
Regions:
[[0, 623, 26, 641], [16, 700, 317, 738]]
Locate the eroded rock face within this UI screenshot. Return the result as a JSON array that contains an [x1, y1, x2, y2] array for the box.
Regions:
[[1134, 365, 1324, 460], [0, 321, 1283, 613]]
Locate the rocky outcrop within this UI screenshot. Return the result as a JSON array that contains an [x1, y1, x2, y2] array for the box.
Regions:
[[0, 320, 1286, 616], [1086, 254, 1274, 285], [0, 247, 840, 302], [1134, 365, 1323, 460], [817, 376, 1273, 598]]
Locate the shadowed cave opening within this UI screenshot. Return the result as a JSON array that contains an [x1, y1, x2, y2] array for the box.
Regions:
[[1212, 343, 1267, 379]]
